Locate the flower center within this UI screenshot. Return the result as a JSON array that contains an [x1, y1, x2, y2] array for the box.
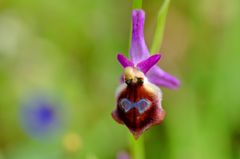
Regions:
[[123, 67, 145, 85]]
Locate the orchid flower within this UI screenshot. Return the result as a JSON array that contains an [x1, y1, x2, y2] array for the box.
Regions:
[[112, 9, 180, 139]]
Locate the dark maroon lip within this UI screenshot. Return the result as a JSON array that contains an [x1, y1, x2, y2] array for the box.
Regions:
[[112, 83, 165, 139]]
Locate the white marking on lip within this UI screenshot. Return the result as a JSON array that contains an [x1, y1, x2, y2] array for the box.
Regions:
[[119, 98, 151, 114]]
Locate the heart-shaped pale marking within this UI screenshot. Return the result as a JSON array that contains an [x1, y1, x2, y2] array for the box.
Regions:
[[119, 98, 151, 114]]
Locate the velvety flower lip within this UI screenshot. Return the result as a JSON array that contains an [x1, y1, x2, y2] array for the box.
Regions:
[[117, 9, 180, 89]]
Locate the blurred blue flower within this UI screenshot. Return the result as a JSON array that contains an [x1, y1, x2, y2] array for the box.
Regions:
[[20, 93, 64, 139]]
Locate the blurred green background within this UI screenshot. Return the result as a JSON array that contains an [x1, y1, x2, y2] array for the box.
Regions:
[[0, 0, 240, 158]]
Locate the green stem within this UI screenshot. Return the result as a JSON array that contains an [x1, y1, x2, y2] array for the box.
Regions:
[[133, 0, 142, 9], [151, 0, 170, 53], [129, 134, 145, 159]]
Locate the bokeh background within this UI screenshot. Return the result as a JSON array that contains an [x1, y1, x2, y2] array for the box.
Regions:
[[0, 0, 240, 158]]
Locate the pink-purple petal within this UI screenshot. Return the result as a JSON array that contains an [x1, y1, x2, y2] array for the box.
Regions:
[[116, 9, 181, 89], [130, 10, 150, 65], [147, 66, 180, 89], [137, 54, 161, 74], [117, 54, 134, 68]]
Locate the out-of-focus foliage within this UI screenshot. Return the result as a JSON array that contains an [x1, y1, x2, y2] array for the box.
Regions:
[[0, 0, 240, 159]]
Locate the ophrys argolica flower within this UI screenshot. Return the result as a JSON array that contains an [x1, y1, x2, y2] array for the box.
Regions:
[[112, 9, 180, 139]]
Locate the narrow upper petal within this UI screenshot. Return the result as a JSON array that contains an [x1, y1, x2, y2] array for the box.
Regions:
[[147, 66, 181, 89], [137, 54, 161, 74], [117, 54, 134, 68], [130, 10, 150, 65]]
